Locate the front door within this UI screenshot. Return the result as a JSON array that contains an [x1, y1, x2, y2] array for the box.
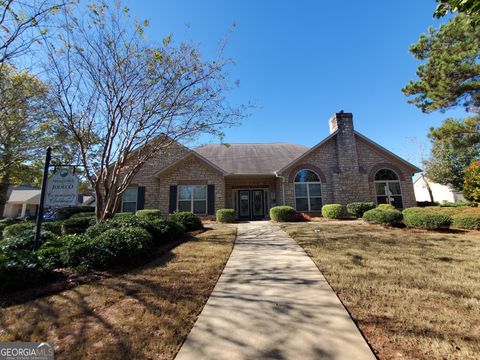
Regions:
[[237, 189, 265, 220]]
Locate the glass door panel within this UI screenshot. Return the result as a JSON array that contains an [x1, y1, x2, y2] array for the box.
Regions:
[[238, 190, 250, 218], [252, 190, 264, 218]]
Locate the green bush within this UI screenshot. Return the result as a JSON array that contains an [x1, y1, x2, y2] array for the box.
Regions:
[[62, 217, 94, 234], [81, 227, 153, 270], [0, 230, 56, 253], [346, 202, 376, 218], [136, 209, 162, 221], [170, 212, 203, 231], [42, 221, 64, 235], [402, 208, 452, 230], [452, 209, 480, 230], [269, 206, 298, 222], [363, 208, 403, 226], [85, 215, 151, 238], [377, 203, 396, 210], [69, 212, 96, 219], [149, 219, 185, 242], [322, 204, 345, 219], [3, 222, 35, 238], [85, 221, 112, 238], [113, 212, 136, 221], [61, 234, 93, 268], [0, 252, 54, 292], [216, 209, 236, 223], [37, 236, 70, 268]]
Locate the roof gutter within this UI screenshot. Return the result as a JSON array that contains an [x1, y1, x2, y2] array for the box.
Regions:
[[274, 171, 286, 206]]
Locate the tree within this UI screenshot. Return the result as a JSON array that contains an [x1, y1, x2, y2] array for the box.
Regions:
[[0, 0, 65, 66], [463, 160, 480, 201], [45, 1, 246, 221], [424, 117, 480, 190], [0, 64, 52, 214], [402, 14, 480, 114], [434, 0, 480, 19]]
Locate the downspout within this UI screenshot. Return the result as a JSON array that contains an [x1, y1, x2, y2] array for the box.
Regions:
[[274, 171, 286, 206]]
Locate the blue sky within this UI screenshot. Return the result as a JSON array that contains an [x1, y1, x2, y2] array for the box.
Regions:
[[125, 0, 465, 168]]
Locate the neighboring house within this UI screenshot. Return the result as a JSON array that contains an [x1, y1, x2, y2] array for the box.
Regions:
[[123, 112, 421, 220], [3, 185, 40, 218], [2, 186, 94, 219], [414, 176, 466, 204]]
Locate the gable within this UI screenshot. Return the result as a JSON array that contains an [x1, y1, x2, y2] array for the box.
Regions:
[[355, 132, 421, 175]]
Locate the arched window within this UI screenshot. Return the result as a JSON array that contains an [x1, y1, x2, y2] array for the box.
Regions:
[[374, 169, 403, 208], [294, 169, 322, 211]]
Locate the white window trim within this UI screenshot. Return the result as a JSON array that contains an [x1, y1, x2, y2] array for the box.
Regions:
[[374, 180, 402, 205], [122, 187, 138, 212], [177, 185, 208, 214], [294, 182, 322, 212]]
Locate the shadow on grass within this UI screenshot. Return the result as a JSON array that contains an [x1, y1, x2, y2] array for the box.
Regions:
[[0, 234, 196, 308]]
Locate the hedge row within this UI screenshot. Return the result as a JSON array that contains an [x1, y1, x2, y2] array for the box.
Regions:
[[0, 211, 202, 292]]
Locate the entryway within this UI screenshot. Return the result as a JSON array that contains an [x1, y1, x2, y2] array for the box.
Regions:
[[237, 189, 266, 220]]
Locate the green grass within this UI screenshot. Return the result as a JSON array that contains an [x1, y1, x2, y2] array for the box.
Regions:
[[282, 222, 480, 360], [0, 225, 237, 360]]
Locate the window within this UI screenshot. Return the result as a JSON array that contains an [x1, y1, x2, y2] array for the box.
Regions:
[[294, 169, 322, 211], [122, 187, 138, 212], [374, 169, 403, 208], [178, 185, 207, 214]]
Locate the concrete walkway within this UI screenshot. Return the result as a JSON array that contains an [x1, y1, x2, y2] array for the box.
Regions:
[[175, 222, 376, 360]]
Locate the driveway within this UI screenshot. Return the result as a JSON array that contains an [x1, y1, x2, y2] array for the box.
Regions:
[[175, 221, 376, 360]]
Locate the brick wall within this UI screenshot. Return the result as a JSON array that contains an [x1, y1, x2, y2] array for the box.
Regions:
[[157, 155, 225, 215]]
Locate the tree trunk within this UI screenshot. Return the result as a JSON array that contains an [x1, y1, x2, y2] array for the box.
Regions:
[[421, 174, 435, 203], [0, 172, 11, 218]]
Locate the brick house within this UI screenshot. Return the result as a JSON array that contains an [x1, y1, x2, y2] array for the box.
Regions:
[[121, 112, 421, 220]]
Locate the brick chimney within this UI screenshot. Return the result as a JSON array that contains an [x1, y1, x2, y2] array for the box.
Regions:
[[329, 111, 358, 172]]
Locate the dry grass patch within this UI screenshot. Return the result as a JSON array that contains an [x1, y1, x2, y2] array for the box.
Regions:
[[281, 222, 480, 360], [0, 225, 237, 360]]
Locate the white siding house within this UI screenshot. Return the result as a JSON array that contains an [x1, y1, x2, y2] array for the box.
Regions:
[[414, 176, 466, 203]]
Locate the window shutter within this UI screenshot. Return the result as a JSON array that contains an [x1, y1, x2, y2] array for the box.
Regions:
[[137, 187, 145, 210], [169, 185, 177, 213], [207, 184, 215, 215]]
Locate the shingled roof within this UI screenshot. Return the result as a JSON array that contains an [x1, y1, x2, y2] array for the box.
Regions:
[[194, 143, 309, 175]]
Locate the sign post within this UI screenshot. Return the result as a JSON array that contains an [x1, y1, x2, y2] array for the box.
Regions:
[[33, 147, 51, 250]]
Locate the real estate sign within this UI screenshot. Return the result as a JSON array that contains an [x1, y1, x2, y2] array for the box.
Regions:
[[45, 168, 79, 208]]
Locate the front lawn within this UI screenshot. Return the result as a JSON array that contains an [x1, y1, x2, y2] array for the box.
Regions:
[[0, 225, 236, 360], [281, 222, 480, 360]]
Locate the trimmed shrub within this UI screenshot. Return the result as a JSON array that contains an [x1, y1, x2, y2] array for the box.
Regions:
[[3, 222, 35, 238], [37, 236, 70, 268], [452, 209, 480, 230], [402, 207, 452, 230], [346, 202, 376, 218], [416, 201, 438, 207], [377, 203, 396, 210], [85, 216, 150, 238], [269, 206, 298, 222], [70, 212, 97, 219], [113, 212, 136, 221], [0, 252, 54, 292], [85, 221, 112, 238], [136, 209, 163, 221], [322, 204, 344, 219], [0, 230, 56, 254], [216, 209, 236, 223], [61, 234, 93, 268], [53, 206, 95, 220], [62, 217, 94, 234], [81, 227, 153, 270], [149, 219, 185, 242], [363, 208, 403, 226], [170, 212, 203, 231], [42, 221, 64, 235]]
